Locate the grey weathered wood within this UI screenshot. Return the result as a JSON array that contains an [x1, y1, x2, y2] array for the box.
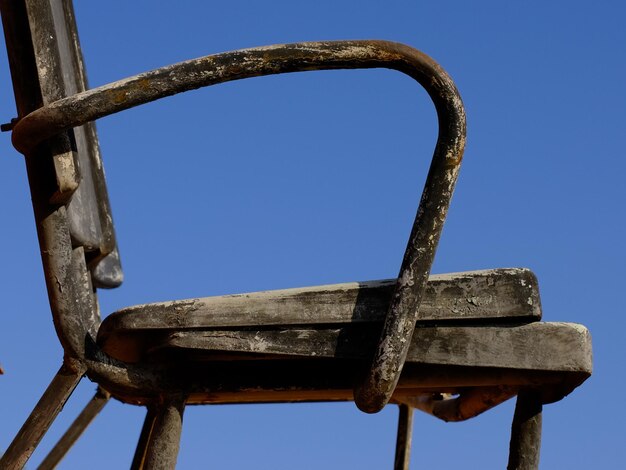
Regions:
[[118, 321, 591, 408], [98, 268, 541, 358], [508, 390, 542, 470], [394, 404, 413, 470], [38, 387, 110, 470], [90, 248, 123, 289], [59, 0, 122, 288], [0, 363, 84, 470], [157, 322, 590, 374]]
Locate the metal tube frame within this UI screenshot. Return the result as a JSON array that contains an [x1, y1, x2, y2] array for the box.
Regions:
[[0, 362, 84, 470], [2, 1, 468, 465], [11, 40, 466, 416], [130, 406, 159, 470], [507, 390, 542, 470], [141, 396, 186, 470], [394, 404, 414, 470], [0, 4, 593, 470], [37, 387, 111, 470]]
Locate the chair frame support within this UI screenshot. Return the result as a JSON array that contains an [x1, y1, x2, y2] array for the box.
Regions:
[[37, 387, 110, 470], [394, 404, 414, 470], [11, 39, 466, 416], [141, 396, 186, 470], [507, 390, 542, 470], [0, 362, 84, 470], [130, 406, 159, 470], [0, 1, 589, 469], [1, 31, 466, 462]]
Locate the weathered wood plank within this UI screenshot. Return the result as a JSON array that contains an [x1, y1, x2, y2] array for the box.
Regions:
[[98, 322, 590, 407], [156, 322, 591, 375], [99, 268, 540, 339], [56, 0, 123, 288]]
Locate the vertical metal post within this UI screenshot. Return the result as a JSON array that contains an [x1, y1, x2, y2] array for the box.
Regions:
[[507, 390, 542, 470], [0, 363, 84, 470], [130, 406, 158, 470], [394, 404, 414, 470], [142, 397, 186, 470]]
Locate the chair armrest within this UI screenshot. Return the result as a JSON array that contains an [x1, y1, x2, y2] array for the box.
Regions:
[[13, 40, 466, 413]]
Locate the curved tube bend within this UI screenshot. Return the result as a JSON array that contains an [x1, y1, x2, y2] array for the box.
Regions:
[[13, 40, 466, 413]]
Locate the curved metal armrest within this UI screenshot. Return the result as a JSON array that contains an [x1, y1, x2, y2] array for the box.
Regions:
[[12, 40, 466, 413]]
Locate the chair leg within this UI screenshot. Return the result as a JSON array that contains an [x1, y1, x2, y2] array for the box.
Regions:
[[130, 406, 158, 470], [0, 363, 84, 470], [141, 396, 186, 470], [507, 390, 542, 470], [394, 404, 414, 470], [37, 387, 110, 470]]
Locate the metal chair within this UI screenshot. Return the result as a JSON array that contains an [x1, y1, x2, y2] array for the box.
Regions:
[[0, 1, 591, 468]]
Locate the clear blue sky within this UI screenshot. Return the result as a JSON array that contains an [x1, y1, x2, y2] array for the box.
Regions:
[[1, 1, 624, 468]]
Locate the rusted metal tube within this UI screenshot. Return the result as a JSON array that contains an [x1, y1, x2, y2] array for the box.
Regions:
[[142, 396, 186, 470], [394, 404, 414, 470], [507, 390, 542, 470], [38, 387, 110, 470], [10, 40, 466, 415], [0, 362, 84, 470], [12, 41, 465, 156], [130, 406, 158, 470]]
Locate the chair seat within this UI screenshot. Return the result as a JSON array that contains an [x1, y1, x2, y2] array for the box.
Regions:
[[96, 268, 591, 409], [98, 268, 541, 362], [161, 322, 591, 410]]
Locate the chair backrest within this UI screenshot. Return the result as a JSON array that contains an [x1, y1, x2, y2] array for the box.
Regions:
[[1, 0, 122, 289]]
